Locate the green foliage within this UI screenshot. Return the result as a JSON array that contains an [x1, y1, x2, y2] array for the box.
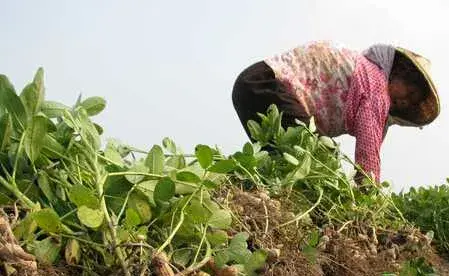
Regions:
[[393, 184, 449, 254], [0, 68, 254, 275], [241, 104, 402, 226]]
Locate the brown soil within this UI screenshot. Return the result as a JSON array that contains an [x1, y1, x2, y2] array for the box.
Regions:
[[220, 186, 449, 276], [320, 228, 449, 276], [221, 187, 322, 276]]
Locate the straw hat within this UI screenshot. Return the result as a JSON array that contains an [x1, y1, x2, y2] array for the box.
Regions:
[[392, 47, 440, 126]]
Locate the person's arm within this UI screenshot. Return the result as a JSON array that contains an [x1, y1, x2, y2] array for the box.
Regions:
[[353, 99, 385, 185]]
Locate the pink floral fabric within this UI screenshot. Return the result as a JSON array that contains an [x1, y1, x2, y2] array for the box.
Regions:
[[264, 41, 390, 182], [345, 55, 390, 182]]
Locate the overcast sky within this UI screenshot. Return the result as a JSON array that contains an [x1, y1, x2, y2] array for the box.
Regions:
[[1, 0, 448, 192]]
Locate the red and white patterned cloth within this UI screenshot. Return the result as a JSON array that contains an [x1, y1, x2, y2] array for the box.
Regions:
[[264, 41, 390, 182]]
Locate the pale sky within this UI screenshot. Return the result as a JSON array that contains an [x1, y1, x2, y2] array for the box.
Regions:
[[1, 0, 448, 192]]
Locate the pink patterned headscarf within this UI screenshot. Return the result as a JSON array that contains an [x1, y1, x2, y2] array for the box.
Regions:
[[362, 44, 396, 79]]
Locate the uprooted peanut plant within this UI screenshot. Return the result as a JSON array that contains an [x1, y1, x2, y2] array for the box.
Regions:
[[0, 68, 448, 276]]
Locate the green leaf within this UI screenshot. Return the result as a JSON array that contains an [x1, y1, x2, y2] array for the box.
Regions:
[[283, 152, 299, 166], [186, 200, 212, 224], [245, 250, 268, 275], [33, 237, 61, 264], [300, 155, 312, 175], [41, 114, 57, 132], [104, 143, 124, 166], [162, 137, 177, 154], [79, 96, 106, 116], [54, 185, 66, 202], [195, 144, 213, 169], [20, 83, 40, 117], [94, 123, 103, 135], [308, 117, 317, 133], [37, 171, 56, 203], [166, 155, 186, 169], [208, 209, 232, 229], [125, 162, 148, 184], [77, 108, 101, 150], [17, 179, 40, 203], [137, 180, 157, 201], [247, 120, 263, 141], [306, 230, 320, 247], [233, 152, 256, 171], [228, 232, 251, 264], [13, 214, 37, 241], [41, 101, 70, 118], [77, 206, 104, 228], [214, 250, 230, 269], [32, 208, 63, 233], [243, 142, 254, 155], [303, 245, 318, 264], [208, 159, 236, 174], [20, 70, 45, 117], [207, 230, 228, 247], [230, 232, 249, 247], [203, 198, 221, 213], [294, 154, 312, 179], [0, 75, 27, 130], [202, 179, 218, 189], [229, 248, 252, 265], [68, 184, 100, 209], [65, 239, 81, 265], [0, 114, 12, 151], [33, 67, 44, 87], [172, 249, 193, 267], [42, 134, 65, 158], [154, 177, 175, 202], [145, 145, 164, 174], [175, 182, 197, 195], [75, 94, 82, 107], [319, 136, 335, 149], [176, 171, 201, 184], [24, 114, 48, 162], [124, 208, 141, 228], [128, 191, 152, 224]]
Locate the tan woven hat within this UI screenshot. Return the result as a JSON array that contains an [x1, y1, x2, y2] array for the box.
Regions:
[[393, 47, 440, 126]]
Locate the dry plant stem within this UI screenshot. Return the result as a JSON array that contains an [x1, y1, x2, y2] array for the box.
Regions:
[[337, 220, 354, 233], [10, 202, 19, 227], [0, 214, 37, 274], [152, 252, 175, 276], [262, 200, 269, 236]]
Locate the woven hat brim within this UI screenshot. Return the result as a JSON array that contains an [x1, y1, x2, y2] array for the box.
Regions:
[[395, 47, 440, 126]]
